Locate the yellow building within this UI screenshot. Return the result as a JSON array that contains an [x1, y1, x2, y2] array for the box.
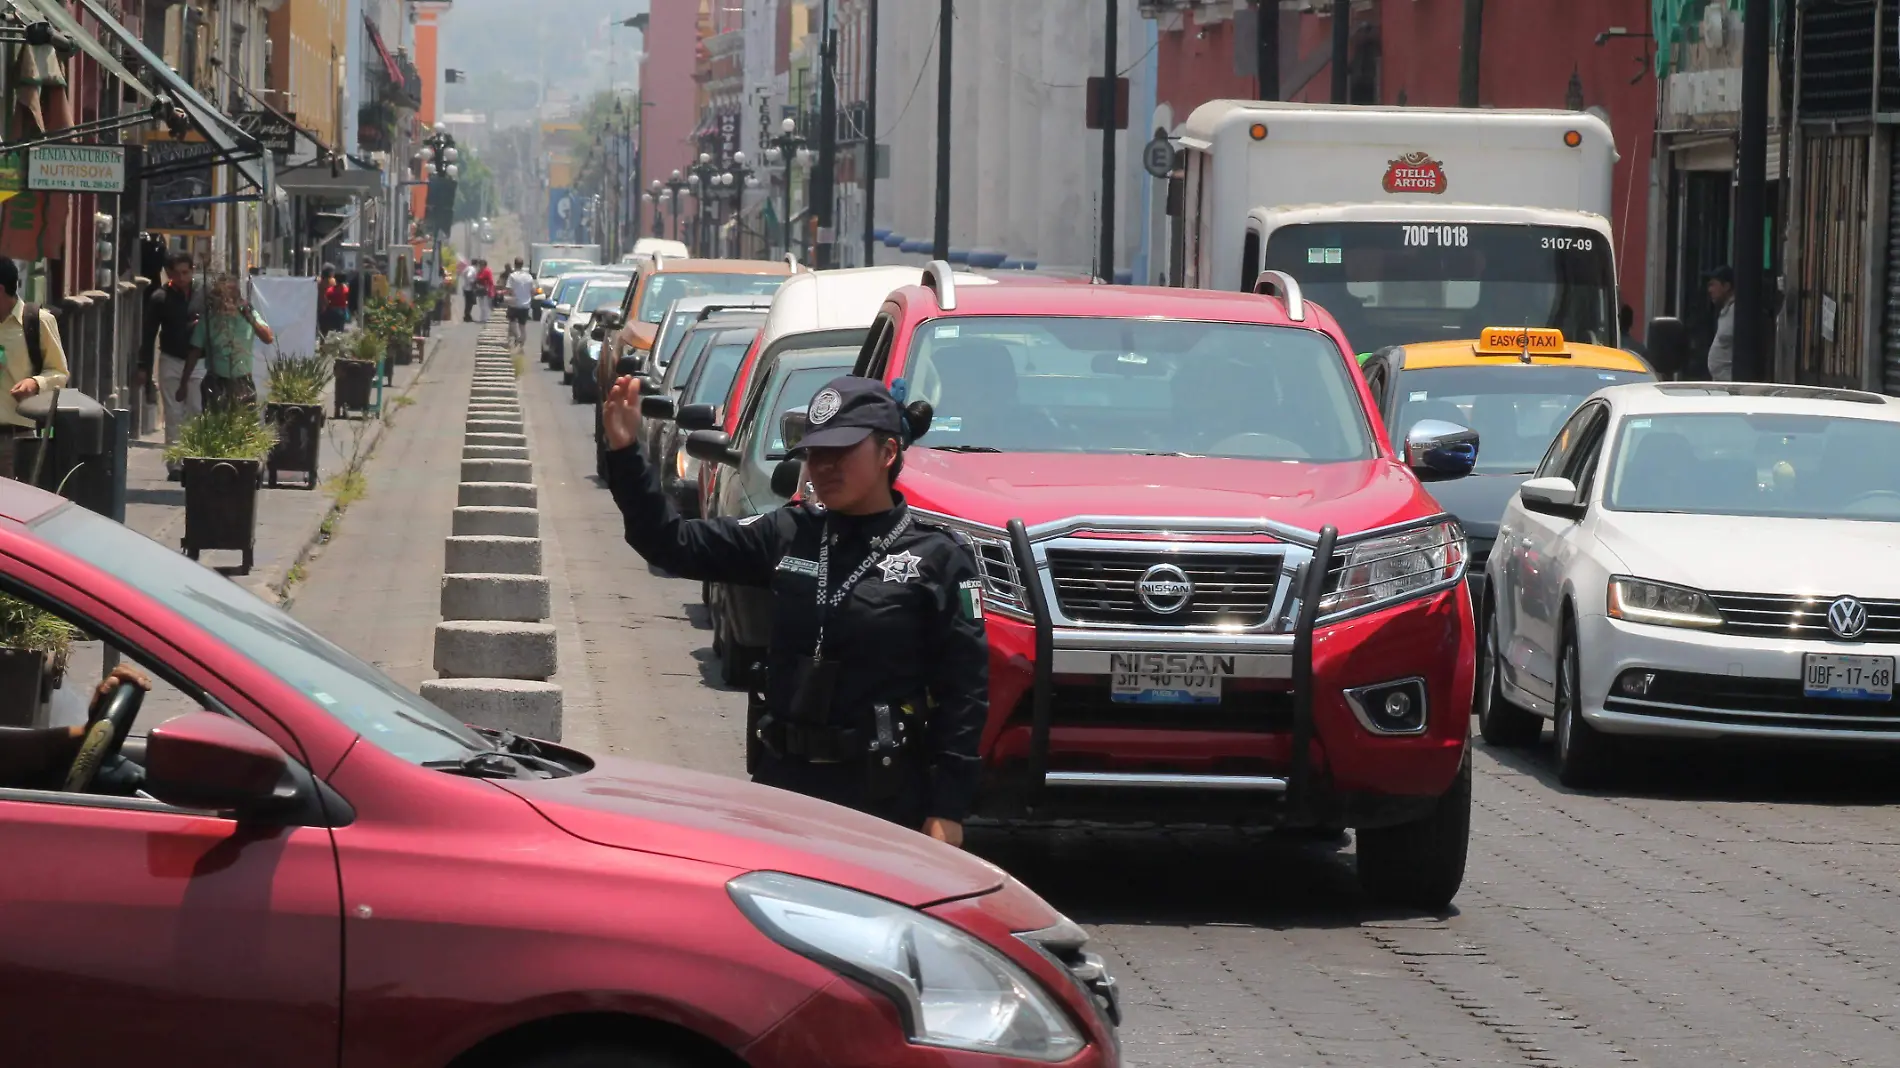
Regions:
[[268, 0, 349, 148]]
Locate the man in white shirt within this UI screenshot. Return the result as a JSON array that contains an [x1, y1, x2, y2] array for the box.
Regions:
[[1705, 265, 1735, 381], [460, 260, 478, 322], [504, 258, 535, 348]]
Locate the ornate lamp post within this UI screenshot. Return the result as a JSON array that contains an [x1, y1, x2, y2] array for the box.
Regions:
[[762, 117, 812, 261]]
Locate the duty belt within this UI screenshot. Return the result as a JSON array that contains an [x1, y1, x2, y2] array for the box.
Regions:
[[760, 700, 921, 765]]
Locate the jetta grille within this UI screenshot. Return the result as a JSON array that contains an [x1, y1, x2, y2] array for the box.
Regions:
[[1708, 592, 1900, 640], [1045, 548, 1281, 627]]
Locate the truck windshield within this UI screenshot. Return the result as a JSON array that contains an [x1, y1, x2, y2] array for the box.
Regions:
[[1392, 365, 1651, 475], [636, 273, 784, 323], [1263, 223, 1616, 354], [903, 317, 1372, 461]]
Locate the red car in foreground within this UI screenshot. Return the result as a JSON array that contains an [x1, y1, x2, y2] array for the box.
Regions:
[[0, 483, 1119, 1067], [834, 266, 1481, 908]]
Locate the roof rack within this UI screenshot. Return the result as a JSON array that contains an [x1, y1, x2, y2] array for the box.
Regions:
[[651, 252, 667, 273], [1252, 270, 1306, 322], [785, 252, 800, 271], [923, 259, 958, 311]]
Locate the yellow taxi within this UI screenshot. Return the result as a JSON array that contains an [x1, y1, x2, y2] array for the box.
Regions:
[[1358, 327, 1654, 609]]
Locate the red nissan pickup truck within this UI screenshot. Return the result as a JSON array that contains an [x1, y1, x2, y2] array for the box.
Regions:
[[837, 265, 1481, 908]]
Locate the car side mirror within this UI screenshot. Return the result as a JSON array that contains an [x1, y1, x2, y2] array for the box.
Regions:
[[555, 303, 572, 315], [590, 327, 606, 341], [1404, 419, 1480, 482], [1646, 315, 1689, 378], [686, 429, 739, 467], [598, 311, 624, 331], [640, 394, 677, 420], [780, 407, 810, 453], [1519, 476, 1585, 518], [677, 403, 718, 431], [771, 457, 806, 499], [614, 355, 640, 377], [143, 711, 292, 815]]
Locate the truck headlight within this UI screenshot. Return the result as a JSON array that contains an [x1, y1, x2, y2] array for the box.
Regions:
[[1607, 577, 1723, 629], [1321, 520, 1465, 618], [729, 872, 1085, 1062]]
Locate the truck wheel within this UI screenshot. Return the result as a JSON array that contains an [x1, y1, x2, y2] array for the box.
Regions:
[[1553, 618, 1614, 788], [1356, 757, 1470, 910], [1477, 593, 1542, 747]]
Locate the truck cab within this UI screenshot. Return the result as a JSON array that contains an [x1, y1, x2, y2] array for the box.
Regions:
[[1173, 101, 1620, 354]]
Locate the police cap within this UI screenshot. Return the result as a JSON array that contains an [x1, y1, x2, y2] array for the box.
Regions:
[[795, 375, 905, 452]]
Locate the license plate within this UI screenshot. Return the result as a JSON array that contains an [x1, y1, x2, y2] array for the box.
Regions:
[[1109, 652, 1232, 705], [1803, 653, 1895, 701]]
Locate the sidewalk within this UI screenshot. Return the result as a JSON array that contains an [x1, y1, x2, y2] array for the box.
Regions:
[[122, 321, 477, 602]]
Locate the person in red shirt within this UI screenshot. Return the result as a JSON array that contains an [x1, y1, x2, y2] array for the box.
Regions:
[[318, 266, 350, 335], [474, 260, 496, 322]]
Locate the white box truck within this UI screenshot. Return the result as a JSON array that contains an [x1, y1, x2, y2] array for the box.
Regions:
[[1172, 101, 1621, 354], [529, 242, 601, 276]]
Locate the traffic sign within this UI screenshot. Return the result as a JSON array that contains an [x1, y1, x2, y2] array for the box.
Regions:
[[1143, 130, 1174, 179]]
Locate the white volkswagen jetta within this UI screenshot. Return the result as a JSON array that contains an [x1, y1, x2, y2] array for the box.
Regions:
[[1480, 382, 1900, 785]]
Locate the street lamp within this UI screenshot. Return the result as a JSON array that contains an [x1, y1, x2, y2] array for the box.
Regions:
[[658, 169, 691, 241], [764, 117, 809, 261], [417, 125, 459, 297], [685, 151, 722, 257]]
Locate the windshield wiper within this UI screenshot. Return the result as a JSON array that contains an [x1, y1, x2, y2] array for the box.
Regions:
[[929, 444, 1003, 453], [422, 751, 537, 780], [474, 727, 576, 776]]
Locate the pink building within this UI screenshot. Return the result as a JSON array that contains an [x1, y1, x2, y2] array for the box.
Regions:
[[636, 2, 704, 237]]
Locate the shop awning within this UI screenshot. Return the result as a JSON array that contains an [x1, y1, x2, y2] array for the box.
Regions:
[[72, 0, 268, 194], [274, 157, 383, 196], [9, 0, 151, 99]]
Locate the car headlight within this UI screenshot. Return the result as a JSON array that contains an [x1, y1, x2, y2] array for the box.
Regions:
[[1321, 519, 1465, 618], [729, 872, 1086, 1061], [1607, 577, 1723, 629], [676, 444, 696, 481]]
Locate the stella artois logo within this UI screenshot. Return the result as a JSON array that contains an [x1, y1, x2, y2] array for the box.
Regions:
[[1383, 152, 1448, 195]]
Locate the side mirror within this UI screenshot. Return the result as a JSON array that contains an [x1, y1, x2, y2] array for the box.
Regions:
[[1519, 476, 1584, 518], [555, 303, 572, 315], [1646, 316, 1689, 378], [640, 394, 677, 420], [677, 403, 718, 431], [1404, 419, 1480, 482], [771, 458, 806, 499], [143, 711, 291, 814], [780, 407, 810, 453], [598, 311, 624, 331], [590, 326, 606, 341], [685, 429, 739, 466], [614, 355, 640, 377]]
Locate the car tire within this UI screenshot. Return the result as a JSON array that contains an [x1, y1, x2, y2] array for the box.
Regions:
[[510, 1045, 701, 1068], [1553, 615, 1614, 788], [1477, 593, 1543, 747], [1355, 755, 1470, 911]]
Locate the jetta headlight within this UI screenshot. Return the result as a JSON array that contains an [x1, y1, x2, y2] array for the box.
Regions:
[[1321, 519, 1466, 618], [729, 872, 1085, 1061], [1607, 577, 1723, 629]]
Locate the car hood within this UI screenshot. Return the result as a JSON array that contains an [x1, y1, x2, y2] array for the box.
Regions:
[[897, 450, 1441, 536], [1423, 473, 1533, 542], [499, 755, 1006, 908], [1595, 511, 1900, 597]]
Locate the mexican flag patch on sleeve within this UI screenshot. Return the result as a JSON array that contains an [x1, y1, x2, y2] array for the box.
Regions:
[[958, 579, 984, 621]]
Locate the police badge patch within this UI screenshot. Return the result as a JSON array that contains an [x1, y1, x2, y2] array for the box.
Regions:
[[810, 388, 843, 424]]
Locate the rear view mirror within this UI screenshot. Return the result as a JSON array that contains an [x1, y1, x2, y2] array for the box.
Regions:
[[677, 403, 718, 431], [1519, 476, 1584, 518], [1646, 316, 1689, 378], [685, 429, 739, 467], [780, 407, 810, 453], [1090, 351, 1167, 377], [143, 711, 291, 814], [771, 458, 805, 499], [555, 303, 572, 315], [1404, 419, 1479, 482], [640, 394, 677, 421]]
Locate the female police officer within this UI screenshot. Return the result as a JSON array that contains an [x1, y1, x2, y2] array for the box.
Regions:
[[601, 372, 988, 846]]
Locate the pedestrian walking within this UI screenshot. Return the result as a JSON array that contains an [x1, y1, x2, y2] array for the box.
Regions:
[[141, 252, 204, 481], [475, 260, 496, 323], [460, 257, 478, 321], [504, 257, 534, 348], [318, 265, 350, 335], [0, 257, 68, 481], [183, 275, 272, 413], [601, 374, 987, 844], [1706, 265, 1735, 382]]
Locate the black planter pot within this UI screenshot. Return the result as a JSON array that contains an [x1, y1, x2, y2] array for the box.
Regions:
[[265, 402, 325, 489], [387, 336, 412, 368], [181, 456, 261, 573], [335, 358, 376, 417], [0, 646, 44, 727]]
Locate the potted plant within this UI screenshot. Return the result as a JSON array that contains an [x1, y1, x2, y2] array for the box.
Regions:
[[167, 405, 277, 574], [334, 328, 380, 417], [366, 295, 420, 372], [264, 347, 334, 490], [0, 592, 76, 727]]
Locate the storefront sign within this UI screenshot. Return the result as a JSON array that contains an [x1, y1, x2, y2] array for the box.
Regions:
[[0, 152, 25, 205], [27, 145, 126, 193], [236, 111, 298, 159]]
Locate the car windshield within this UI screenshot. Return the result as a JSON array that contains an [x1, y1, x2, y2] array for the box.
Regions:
[[663, 329, 719, 390], [1393, 365, 1651, 475], [540, 260, 589, 280], [31, 504, 491, 763], [554, 275, 597, 305], [637, 273, 784, 323], [1606, 411, 1900, 521], [655, 310, 699, 366], [578, 282, 630, 313], [901, 316, 1373, 461], [684, 339, 754, 407], [1263, 223, 1618, 354], [763, 357, 856, 459]]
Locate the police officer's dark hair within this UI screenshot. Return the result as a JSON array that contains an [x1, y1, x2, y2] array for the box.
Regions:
[[875, 401, 934, 486], [874, 432, 904, 486], [0, 258, 19, 298]]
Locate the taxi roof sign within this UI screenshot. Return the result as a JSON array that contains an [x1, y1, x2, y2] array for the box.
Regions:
[[1475, 326, 1569, 359]]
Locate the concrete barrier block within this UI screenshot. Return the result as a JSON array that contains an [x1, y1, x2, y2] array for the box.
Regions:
[[459, 481, 538, 508], [470, 390, 518, 400], [441, 572, 551, 620], [445, 534, 542, 575], [467, 404, 521, 413], [433, 621, 558, 679], [461, 458, 534, 484], [464, 445, 531, 461], [466, 432, 529, 447], [420, 679, 562, 740], [452, 506, 540, 538], [467, 421, 524, 436]]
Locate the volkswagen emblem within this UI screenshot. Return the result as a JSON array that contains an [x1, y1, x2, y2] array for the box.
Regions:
[[1827, 596, 1869, 640], [1136, 563, 1193, 615]]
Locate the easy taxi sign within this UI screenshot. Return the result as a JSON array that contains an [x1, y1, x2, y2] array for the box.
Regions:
[[1476, 326, 1568, 357]]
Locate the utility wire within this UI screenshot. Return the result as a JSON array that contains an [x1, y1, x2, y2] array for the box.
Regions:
[[876, 13, 940, 141]]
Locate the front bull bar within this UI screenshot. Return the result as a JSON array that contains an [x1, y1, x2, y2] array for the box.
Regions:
[[1007, 518, 1340, 819]]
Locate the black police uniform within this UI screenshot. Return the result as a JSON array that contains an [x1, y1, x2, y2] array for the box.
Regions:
[[605, 377, 989, 830]]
